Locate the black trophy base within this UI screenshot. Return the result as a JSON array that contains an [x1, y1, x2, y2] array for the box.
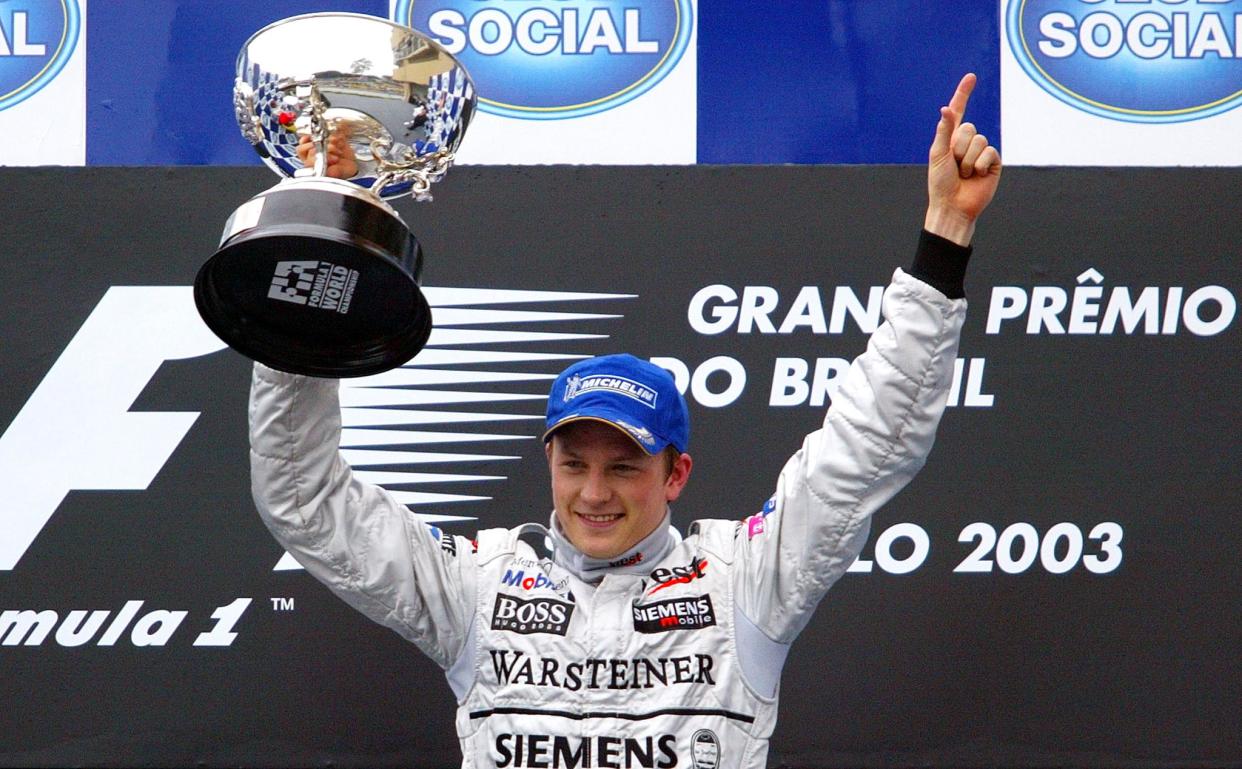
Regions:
[[194, 179, 430, 378]]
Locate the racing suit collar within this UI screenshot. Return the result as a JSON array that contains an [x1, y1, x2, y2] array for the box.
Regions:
[[549, 509, 680, 584]]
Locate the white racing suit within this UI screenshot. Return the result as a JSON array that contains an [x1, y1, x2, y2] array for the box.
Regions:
[[250, 267, 966, 769]]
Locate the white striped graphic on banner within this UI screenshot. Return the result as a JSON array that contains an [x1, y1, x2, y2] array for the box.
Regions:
[[274, 286, 635, 570]]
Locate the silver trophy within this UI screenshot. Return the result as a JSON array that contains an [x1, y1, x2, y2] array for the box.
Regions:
[[194, 12, 475, 377]]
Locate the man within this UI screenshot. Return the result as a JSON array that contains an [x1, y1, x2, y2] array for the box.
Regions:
[[255, 74, 1000, 768]]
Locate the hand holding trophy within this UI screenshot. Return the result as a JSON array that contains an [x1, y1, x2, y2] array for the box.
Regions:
[[194, 13, 475, 377]]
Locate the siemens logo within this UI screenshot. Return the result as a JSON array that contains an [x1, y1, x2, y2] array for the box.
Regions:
[[396, 0, 693, 119], [632, 595, 716, 633], [1007, 0, 1242, 122], [495, 734, 677, 769], [0, 0, 81, 111]]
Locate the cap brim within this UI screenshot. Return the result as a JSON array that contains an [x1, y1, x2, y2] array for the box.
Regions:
[[542, 413, 672, 456]]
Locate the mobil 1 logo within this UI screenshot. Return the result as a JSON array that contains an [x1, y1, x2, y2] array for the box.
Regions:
[[492, 595, 574, 636], [633, 595, 716, 633]]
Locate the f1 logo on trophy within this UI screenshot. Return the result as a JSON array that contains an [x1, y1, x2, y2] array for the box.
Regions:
[[194, 13, 476, 377]]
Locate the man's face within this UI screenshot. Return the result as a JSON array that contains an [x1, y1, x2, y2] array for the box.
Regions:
[[546, 420, 691, 560]]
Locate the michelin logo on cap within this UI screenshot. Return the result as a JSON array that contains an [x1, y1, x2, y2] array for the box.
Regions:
[[395, 0, 693, 120], [1007, 0, 1242, 123], [564, 374, 659, 408]]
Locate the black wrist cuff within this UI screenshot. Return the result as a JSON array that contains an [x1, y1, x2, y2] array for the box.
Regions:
[[909, 229, 972, 299]]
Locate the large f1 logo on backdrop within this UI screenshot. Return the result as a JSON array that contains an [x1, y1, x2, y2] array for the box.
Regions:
[[0, 285, 633, 570], [0, 288, 225, 570]]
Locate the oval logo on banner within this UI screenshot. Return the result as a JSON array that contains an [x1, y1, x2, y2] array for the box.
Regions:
[[394, 0, 693, 120], [0, 0, 81, 111], [1007, 0, 1242, 123]]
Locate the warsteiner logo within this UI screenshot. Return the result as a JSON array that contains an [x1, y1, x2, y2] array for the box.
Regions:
[[396, 0, 693, 119], [0, 0, 81, 111], [1007, 0, 1242, 123]]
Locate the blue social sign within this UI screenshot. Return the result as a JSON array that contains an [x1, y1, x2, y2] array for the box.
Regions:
[[395, 0, 693, 120], [0, 0, 80, 111], [1007, 0, 1242, 123]]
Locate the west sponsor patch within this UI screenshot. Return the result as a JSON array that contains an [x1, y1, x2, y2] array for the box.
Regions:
[[608, 551, 643, 568], [646, 558, 708, 595], [491, 594, 574, 636], [632, 595, 716, 633]]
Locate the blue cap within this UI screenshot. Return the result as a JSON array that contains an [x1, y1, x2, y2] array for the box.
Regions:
[[544, 354, 689, 455]]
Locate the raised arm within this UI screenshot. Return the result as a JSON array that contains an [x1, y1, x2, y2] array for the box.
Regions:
[[735, 74, 999, 644], [249, 363, 476, 669]]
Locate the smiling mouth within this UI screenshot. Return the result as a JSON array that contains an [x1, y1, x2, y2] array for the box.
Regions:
[[576, 512, 623, 526]]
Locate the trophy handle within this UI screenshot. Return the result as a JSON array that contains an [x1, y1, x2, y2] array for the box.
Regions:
[[369, 148, 455, 202], [233, 82, 265, 150]]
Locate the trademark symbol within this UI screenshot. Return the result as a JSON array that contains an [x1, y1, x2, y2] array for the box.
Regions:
[[270, 597, 295, 612]]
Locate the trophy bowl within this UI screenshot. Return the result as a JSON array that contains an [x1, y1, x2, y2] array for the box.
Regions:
[[194, 12, 475, 377]]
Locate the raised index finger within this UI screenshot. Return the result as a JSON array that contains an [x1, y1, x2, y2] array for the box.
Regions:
[[947, 73, 977, 120]]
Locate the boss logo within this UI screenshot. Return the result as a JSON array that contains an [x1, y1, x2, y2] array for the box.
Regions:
[[491, 594, 574, 636]]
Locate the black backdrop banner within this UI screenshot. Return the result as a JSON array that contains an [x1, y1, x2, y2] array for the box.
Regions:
[[0, 167, 1237, 767]]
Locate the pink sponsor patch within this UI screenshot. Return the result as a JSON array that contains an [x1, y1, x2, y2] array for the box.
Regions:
[[746, 515, 766, 540]]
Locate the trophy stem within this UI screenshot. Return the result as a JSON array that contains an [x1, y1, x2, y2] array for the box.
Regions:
[[292, 81, 329, 178]]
